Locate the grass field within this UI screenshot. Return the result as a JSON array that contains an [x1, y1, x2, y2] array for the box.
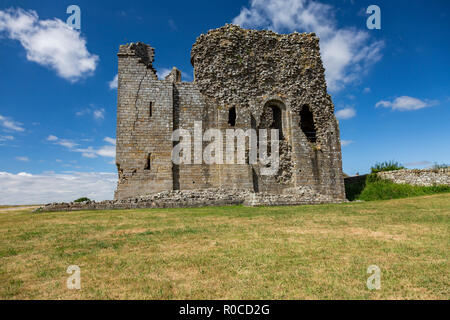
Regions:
[[0, 194, 449, 300]]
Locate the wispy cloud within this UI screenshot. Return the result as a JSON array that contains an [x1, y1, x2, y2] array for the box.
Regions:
[[103, 137, 116, 145], [404, 161, 432, 168], [157, 67, 192, 81], [0, 114, 25, 132], [376, 96, 438, 111], [0, 8, 99, 82], [15, 156, 29, 162], [168, 19, 177, 31], [109, 74, 118, 90], [0, 135, 14, 142], [47, 135, 78, 149], [336, 107, 356, 120], [157, 67, 172, 80], [76, 106, 105, 120], [46, 135, 58, 141], [94, 137, 116, 158], [48, 135, 115, 160], [341, 140, 354, 147], [93, 109, 105, 120], [232, 0, 384, 91], [0, 171, 117, 204], [96, 145, 115, 158]]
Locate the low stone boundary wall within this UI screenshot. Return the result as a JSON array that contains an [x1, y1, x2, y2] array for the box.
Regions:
[[243, 194, 344, 207], [36, 188, 346, 213], [377, 169, 450, 187]]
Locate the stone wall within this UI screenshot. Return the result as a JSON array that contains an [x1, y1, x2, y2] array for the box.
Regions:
[[36, 188, 343, 213], [114, 24, 347, 206], [377, 169, 450, 186], [115, 43, 174, 199], [191, 25, 345, 200]]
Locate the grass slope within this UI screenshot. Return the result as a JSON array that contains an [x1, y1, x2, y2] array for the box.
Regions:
[[0, 194, 449, 300], [345, 175, 450, 202]]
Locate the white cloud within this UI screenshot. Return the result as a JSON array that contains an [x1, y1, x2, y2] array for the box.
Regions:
[[76, 107, 105, 120], [341, 140, 354, 147], [58, 140, 78, 149], [74, 146, 97, 158], [0, 171, 117, 205], [0, 8, 98, 82], [157, 67, 192, 81], [93, 108, 105, 120], [109, 74, 118, 90], [49, 135, 116, 159], [104, 137, 116, 145], [0, 114, 25, 132], [375, 96, 438, 111], [15, 156, 29, 162], [363, 87, 371, 94], [232, 0, 384, 91], [157, 67, 172, 80], [336, 107, 356, 120], [47, 135, 79, 149], [0, 135, 14, 142], [97, 145, 115, 158], [46, 134, 58, 141]]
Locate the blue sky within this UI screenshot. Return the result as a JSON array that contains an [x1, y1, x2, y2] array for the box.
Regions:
[[0, 0, 449, 204]]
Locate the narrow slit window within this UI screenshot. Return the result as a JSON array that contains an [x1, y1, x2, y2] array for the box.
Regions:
[[144, 153, 151, 170], [149, 102, 153, 118], [228, 107, 236, 126]]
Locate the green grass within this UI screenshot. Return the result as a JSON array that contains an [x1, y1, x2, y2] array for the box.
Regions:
[[0, 194, 449, 300], [345, 174, 450, 202], [359, 179, 450, 201]]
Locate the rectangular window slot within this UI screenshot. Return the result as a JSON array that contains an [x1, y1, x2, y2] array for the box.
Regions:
[[149, 102, 153, 118], [144, 153, 151, 170]]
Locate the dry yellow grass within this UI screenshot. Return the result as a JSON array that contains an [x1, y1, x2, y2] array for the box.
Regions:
[[0, 194, 449, 300]]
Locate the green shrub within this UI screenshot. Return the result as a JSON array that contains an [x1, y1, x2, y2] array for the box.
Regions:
[[74, 197, 91, 203], [358, 178, 450, 201], [371, 161, 405, 174]]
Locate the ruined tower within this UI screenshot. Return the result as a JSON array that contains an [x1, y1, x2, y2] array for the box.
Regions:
[[114, 24, 346, 205]]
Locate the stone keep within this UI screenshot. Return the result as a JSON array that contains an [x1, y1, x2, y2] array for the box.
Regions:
[[114, 24, 346, 204]]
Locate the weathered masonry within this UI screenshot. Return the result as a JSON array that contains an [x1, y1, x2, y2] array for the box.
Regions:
[[114, 24, 346, 206]]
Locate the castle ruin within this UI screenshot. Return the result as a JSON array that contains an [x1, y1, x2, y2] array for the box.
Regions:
[[114, 24, 346, 206]]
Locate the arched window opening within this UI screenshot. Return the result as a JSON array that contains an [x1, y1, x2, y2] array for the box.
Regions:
[[269, 105, 283, 140], [228, 107, 236, 126], [300, 105, 316, 143]]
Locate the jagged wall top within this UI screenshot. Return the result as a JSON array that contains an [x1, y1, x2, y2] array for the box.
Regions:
[[118, 42, 158, 76], [118, 42, 154, 66], [190, 24, 332, 117]]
